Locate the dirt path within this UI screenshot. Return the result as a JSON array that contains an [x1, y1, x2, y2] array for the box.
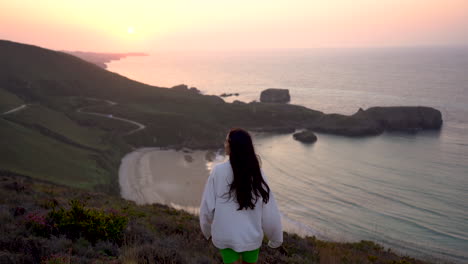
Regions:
[[1, 104, 28, 115], [76, 98, 146, 135]]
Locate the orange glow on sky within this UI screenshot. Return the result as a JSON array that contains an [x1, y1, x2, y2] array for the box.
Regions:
[[0, 0, 467, 52]]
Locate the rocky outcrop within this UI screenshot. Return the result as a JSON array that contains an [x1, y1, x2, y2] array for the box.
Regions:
[[309, 106, 442, 136], [293, 131, 317, 143], [184, 155, 193, 163], [171, 84, 200, 94], [220, 93, 239, 97], [310, 113, 382, 136], [260, 88, 290, 103], [357, 106, 443, 131]]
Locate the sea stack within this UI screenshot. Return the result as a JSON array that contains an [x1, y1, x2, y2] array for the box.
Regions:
[[293, 130, 318, 143], [260, 88, 291, 103]]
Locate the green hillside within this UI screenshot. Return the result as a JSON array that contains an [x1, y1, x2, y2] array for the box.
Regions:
[[0, 40, 322, 140], [0, 88, 24, 113], [1, 91, 131, 192], [0, 39, 323, 191], [0, 118, 106, 189], [4, 104, 107, 150]]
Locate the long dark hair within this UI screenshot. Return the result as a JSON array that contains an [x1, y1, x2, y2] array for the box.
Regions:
[[226, 128, 270, 210]]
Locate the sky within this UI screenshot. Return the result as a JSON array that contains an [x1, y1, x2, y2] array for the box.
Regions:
[[1, 0, 467, 52]]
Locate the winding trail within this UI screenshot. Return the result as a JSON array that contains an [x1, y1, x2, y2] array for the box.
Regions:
[[1, 98, 145, 136], [1, 104, 28, 115], [76, 98, 146, 136]]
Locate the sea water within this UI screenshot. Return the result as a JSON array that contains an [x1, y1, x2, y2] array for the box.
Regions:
[[109, 47, 468, 262]]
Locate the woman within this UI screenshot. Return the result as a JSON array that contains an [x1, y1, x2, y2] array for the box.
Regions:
[[200, 128, 283, 264]]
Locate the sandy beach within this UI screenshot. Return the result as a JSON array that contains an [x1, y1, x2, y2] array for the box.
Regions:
[[118, 146, 321, 238], [119, 147, 223, 213]]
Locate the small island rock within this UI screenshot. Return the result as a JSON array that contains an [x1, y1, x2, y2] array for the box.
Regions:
[[293, 131, 318, 143], [184, 155, 193, 163], [220, 93, 239, 97], [260, 88, 290, 103]]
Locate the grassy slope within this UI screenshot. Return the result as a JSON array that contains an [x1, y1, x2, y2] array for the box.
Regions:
[[0, 40, 323, 149], [0, 88, 24, 113], [0, 39, 323, 191], [0, 118, 109, 189], [0, 174, 434, 264], [4, 104, 107, 150], [0, 96, 132, 192]]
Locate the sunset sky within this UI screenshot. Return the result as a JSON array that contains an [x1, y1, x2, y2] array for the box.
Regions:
[[1, 0, 467, 52]]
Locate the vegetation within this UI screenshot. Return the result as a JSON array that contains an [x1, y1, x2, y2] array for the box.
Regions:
[[0, 173, 435, 264], [5, 104, 107, 150], [0, 117, 108, 189], [0, 88, 24, 113], [46, 199, 128, 244]]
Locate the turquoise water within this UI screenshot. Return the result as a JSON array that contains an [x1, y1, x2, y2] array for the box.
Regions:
[[108, 47, 468, 262]]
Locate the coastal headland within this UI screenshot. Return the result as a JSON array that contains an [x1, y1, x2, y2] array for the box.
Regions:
[[62, 51, 148, 69], [1, 40, 442, 152]]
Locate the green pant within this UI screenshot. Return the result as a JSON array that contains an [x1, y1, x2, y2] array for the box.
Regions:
[[219, 248, 260, 263]]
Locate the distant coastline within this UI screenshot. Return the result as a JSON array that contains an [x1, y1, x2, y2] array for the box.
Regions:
[[62, 50, 148, 68]]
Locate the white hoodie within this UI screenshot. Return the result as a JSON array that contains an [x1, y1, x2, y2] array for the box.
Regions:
[[199, 160, 283, 252]]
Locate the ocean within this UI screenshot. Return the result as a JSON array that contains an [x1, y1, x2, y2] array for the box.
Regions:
[[108, 47, 468, 262]]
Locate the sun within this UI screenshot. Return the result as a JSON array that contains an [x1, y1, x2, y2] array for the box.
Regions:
[[127, 27, 135, 34]]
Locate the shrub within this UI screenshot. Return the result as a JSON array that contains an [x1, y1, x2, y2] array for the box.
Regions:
[[25, 211, 50, 237], [41, 254, 69, 264], [47, 200, 128, 244]]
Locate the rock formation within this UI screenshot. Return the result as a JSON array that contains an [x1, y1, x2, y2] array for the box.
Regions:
[[171, 84, 200, 94], [220, 93, 239, 97], [293, 131, 318, 143], [184, 155, 193, 162], [308, 106, 442, 136], [260, 88, 290, 103]]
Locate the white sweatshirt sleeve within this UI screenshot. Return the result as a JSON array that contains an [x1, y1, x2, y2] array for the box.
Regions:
[[199, 166, 217, 240], [262, 190, 283, 248], [260, 169, 283, 248]]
